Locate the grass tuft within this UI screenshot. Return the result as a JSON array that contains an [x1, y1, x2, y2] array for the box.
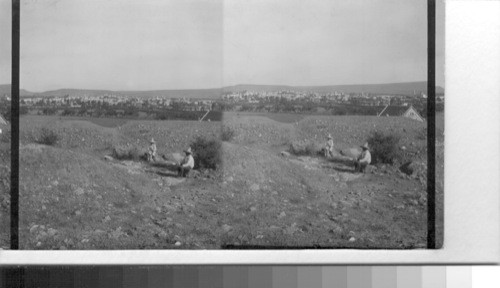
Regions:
[[112, 144, 144, 161], [288, 139, 321, 156], [221, 126, 236, 142], [37, 127, 59, 146]]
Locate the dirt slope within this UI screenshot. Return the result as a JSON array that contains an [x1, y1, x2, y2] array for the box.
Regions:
[[0, 132, 10, 249], [19, 117, 223, 249], [221, 142, 427, 248], [18, 114, 435, 249]]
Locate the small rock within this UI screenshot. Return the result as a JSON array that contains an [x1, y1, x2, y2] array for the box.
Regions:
[[47, 228, 57, 237], [249, 206, 257, 212], [155, 207, 162, 213], [158, 231, 167, 238], [75, 188, 85, 196], [36, 242, 42, 247], [329, 226, 343, 234], [249, 184, 260, 192], [174, 241, 182, 246], [278, 212, 286, 218], [42, 205, 46, 211], [280, 151, 290, 157], [29, 225, 39, 233], [349, 237, 356, 242], [75, 210, 82, 216], [222, 224, 232, 232]]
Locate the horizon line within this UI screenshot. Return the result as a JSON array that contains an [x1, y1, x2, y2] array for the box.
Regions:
[[2, 80, 445, 93]]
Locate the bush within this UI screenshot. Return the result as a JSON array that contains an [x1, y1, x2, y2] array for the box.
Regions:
[[0, 129, 10, 143], [367, 131, 401, 164], [112, 144, 143, 161], [37, 128, 59, 146], [288, 139, 321, 156], [221, 126, 235, 142], [190, 136, 222, 170], [416, 127, 427, 140]]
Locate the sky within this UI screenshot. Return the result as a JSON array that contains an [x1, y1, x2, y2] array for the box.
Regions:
[[0, 0, 444, 91], [0, 0, 11, 84]]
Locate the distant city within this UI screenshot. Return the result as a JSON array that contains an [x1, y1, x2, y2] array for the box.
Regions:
[[0, 82, 445, 120]]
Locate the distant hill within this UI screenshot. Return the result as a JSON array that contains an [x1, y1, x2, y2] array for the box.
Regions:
[[24, 88, 223, 99], [0, 84, 35, 96], [224, 81, 444, 95], [6, 81, 444, 99]]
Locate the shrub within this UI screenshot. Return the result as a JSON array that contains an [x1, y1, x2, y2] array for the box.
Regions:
[[37, 128, 59, 146], [0, 129, 10, 143], [221, 126, 235, 142], [190, 136, 222, 170], [112, 144, 143, 161], [416, 127, 427, 140], [367, 131, 401, 164], [288, 139, 321, 156]]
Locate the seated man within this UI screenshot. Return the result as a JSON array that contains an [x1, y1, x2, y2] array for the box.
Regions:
[[177, 147, 194, 177], [354, 143, 371, 173]]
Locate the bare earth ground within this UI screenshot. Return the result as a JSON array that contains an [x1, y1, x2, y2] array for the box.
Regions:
[[221, 112, 433, 249], [435, 112, 444, 248], [18, 113, 443, 249], [0, 128, 10, 249]]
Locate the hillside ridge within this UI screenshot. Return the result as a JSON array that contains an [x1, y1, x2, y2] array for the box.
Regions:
[[1, 81, 444, 99]]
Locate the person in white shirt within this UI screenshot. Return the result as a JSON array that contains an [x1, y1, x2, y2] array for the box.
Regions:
[[325, 134, 335, 158], [178, 147, 194, 177], [354, 142, 371, 173]]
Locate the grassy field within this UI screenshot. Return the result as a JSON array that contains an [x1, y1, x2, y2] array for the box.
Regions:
[[18, 112, 443, 249], [225, 112, 307, 123], [54, 116, 130, 128]]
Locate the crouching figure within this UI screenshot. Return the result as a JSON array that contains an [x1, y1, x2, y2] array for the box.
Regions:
[[354, 142, 371, 173], [177, 147, 194, 177]]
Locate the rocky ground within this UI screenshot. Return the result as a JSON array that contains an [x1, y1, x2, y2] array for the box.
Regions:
[[220, 112, 432, 248], [17, 113, 443, 249], [0, 127, 10, 249], [19, 116, 222, 249]]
